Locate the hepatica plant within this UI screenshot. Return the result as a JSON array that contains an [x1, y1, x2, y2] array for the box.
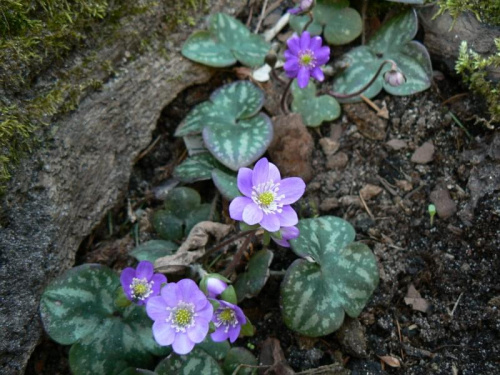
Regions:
[[38, 2, 441, 371]]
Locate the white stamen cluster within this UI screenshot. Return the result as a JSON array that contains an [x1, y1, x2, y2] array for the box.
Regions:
[[130, 277, 154, 300], [214, 308, 238, 333], [298, 49, 317, 69], [166, 301, 197, 333], [251, 180, 285, 215]]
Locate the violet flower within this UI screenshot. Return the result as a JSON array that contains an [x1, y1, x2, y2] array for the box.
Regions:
[[146, 279, 213, 355], [211, 300, 246, 343], [120, 260, 166, 305], [288, 0, 313, 14], [229, 158, 305, 232], [206, 278, 227, 298], [284, 31, 330, 88], [271, 226, 300, 248]]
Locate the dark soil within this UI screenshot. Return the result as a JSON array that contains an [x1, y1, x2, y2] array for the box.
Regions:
[[26, 10, 500, 375]]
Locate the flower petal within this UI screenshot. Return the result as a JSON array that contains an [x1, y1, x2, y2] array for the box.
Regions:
[[278, 177, 306, 204], [152, 320, 176, 346], [178, 279, 206, 307], [196, 303, 214, 321], [315, 46, 330, 65], [252, 157, 269, 186], [300, 31, 311, 49], [120, 268, 135, 297], [268, 162, 281, 183], [146, 296, 168, 321], [281, 225, 300, 240], [243, 202, 263, 225], [311, 67, 324, 82], [161, 282, 182, 307], [187, 319, 209, 343], [287, 35, 301, 55], [136, 261, 154, 280], [229, 196, 252, 221], [207, 278, 227, 298], [284, 57, 299, 72], [172, 333, 195, 355], [284, 50, 296, 60], [260, 213, 280, 232], [272, 237, 290, 247], [237, 168, 253, 197], [285, 68, 299, 79], [276, 205, 298, 227], [150, 273, 167, 296], [297, 67, 310, 89], [228, 325, 241, 343], [309, 36, 323, 51], [211, 328, 229, 342]]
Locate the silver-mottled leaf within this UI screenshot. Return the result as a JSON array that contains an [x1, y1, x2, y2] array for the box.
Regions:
[[222, 347, 258, 375], [203, 113, 273, 171], [210, 81, 264, 120], [155, 348, 223, 375], [323, 7, 362, 46], [197, 336, 230, 361], [173, 153, 223, 183], [211, 169, 240, 200], [181, 31, 236, 68], [368, 9, 418, 54]]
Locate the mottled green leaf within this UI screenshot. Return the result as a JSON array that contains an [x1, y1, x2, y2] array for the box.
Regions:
[[332, 9, 431, 102], [175, 102, 214, 137], [155, 348, 223, 375], [198, 336, 230, 361], [291, 81, 341, 127], [281, 216, 379, 337], [118, 369, 156, 375], [181, 31, 236, 68], [234, 249, 274, 302], [153, 187, 211, 241], [40, 265, 167, 375], [212, 169, 240, 200], [210, 13, 269, 68], [289, 0, 361, 45], [203, 113, 273, 171], [174, 153, 223, 183], [222, 347, 258, 375], [129, 240, 177, 263], [40, 264, 118, 345], [210, 81, 264, 120]]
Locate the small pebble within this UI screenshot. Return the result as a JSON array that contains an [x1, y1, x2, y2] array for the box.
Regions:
[[411, 141, 435, 164], [326, 152, 349, 169], [360, 184, 382, 200], [430, 185, 457, 219]]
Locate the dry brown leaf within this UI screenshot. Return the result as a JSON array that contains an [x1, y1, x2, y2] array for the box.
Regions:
[[154, 221, 231, 274], [404, 284, 430, 313], [378, 355, 401, 367]]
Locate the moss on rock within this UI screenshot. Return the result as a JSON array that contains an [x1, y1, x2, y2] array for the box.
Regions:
[[435, 0, 500, 26]]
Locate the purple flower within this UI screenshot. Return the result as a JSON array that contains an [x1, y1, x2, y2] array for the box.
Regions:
[[288, 0, 313, 14], [284, 31, 330, 88], [271, 226, 300, 247], [206, 278, 227, 298], [146, 279, 213, 355], [120, 261, 166, 305], [229, 158, 305, 232], [211, 300, 246, 343]]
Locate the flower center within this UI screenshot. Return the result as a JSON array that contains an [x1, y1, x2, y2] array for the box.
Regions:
[[167, 301, 196, 332], [130, 278, 153, 300], [251, 181, 285, 215], [258, 191, 275, 206], [215, 307, 238, 333], [299, 50, 316, 69]]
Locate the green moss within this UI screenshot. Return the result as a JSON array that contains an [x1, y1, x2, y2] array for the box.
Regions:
[[435, 0, 500, 26], [455, 39, 500, 128]]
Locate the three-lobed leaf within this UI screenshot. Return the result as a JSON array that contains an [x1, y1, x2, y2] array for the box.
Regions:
[[281, 216, 379, 337], [182, 13, 269, 68], [291, 81, 341, 127], [332, 9, 432, 102]]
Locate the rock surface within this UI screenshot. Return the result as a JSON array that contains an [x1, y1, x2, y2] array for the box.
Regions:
[[0, 1, 245, 373]]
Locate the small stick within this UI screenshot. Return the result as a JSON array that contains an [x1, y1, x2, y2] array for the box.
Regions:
[[359, 193, 375, 220], [221, 232, 256, 277], [134, 135, 161, 162], [360, 94, 389, 119], [280, 79, 293, 114], [449, 292, 463, 317], [254, 0, 269, 33], [200, 230, 257, 261]]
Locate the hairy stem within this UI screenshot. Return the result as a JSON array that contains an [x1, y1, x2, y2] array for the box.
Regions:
[[280, 79, 293, 114], [200, 229, 257, 262]]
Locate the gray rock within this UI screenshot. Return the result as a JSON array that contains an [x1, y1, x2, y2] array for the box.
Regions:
[[411, 141, 435, 164], [336, 318, 368, 358], [430, 185, 457, 219]]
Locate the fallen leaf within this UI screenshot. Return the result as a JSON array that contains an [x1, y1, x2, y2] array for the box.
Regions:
[[379, 355, 401, 368], [404, 284, 430, 313]]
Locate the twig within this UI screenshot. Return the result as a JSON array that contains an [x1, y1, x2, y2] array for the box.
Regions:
[[403, 183, 426, 200], [441, 93, 468, 106], [394, 315, 405, 360], [360, 94, 389, 119], [359, 193, 375, 220], [377, 175, 399, 196], [263, 0, 284, 19], [302, 11, 314, 33], [254, 0, 269, 33], [449, 292, 463, 317], [280, 79, 293, 114], [134, 135, 161, 162]]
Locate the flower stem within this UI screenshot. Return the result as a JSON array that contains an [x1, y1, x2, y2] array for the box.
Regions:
[[302, 11, 314, 33], [221, 231, 256, 277], [280, 79, 293, 114], [327, 59, 396, 99], [200, 230, 257, 262]]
